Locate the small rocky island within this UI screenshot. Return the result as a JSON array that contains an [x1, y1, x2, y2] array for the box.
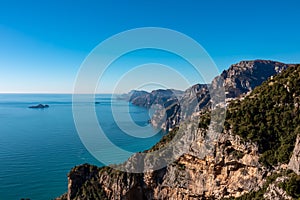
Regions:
[[28, 104, 49, 109]]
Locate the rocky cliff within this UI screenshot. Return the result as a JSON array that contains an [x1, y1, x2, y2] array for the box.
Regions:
[[288, 134, 300, 175], [123, 89, 183, 109], [151, 84, 210, 131], [151, 60, 295, 131], [57, 131, 267, 200], [57, 61, 300, 200], [220, 60, 290, 98]]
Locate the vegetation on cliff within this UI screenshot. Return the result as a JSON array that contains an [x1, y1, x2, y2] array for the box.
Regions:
[[232, 170, 300, 200], [146, 64, 300, 199], [58, 62, 300, 200], [225, 65, 300, 166]]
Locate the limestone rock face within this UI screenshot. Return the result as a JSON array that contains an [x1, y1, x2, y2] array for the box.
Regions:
[[58, 130, 300, 200], [288, 134, 300, 175], [263, 177, 293, 200], [151, 60, 294, 131], [60, 130, 269, 200], [151, 84, 209, 131], [219, 60, 290, 98], [150, 131, 266, 199]]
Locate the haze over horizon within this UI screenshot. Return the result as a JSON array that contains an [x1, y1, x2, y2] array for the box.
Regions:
[[1, 0, 300, 93]]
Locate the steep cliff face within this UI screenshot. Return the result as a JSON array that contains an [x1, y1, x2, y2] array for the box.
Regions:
[[61, 129, 300, 200], [151, 84, 210, 131], [152, 60, 295, 131], [124, 89, 183, 109], [57, 62, 300, 200], [150, 131, 266, 199], [58, 131, 267, 200], [288, 134, 300, 175], [123, 90, 149, 102], [219, 60, 290, 98], [69, 132, 299, 200]]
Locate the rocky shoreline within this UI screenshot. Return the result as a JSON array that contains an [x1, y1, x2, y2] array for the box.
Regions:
[[57, 60, 300, 200]]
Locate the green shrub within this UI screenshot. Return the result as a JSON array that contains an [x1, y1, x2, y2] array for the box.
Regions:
[[226, 65, 300, 166]]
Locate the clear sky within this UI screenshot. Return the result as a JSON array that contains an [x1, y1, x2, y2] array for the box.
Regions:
[[0, 0, 300, 93]]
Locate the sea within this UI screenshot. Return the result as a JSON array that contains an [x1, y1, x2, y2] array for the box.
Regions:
[[0, 94, 164, 200]]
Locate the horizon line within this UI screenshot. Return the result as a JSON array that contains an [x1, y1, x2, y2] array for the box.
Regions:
[[0, 92, 124, 95]]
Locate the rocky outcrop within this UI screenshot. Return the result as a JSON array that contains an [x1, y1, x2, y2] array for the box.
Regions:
[[28, 104, 49, 108], [121, 89, 184, 131], [67, 164, 106, 200], [151, 131, 267, 199], [120, 90, 149, 102], [152, 60, 295, 131], [264, 176, 293, 200], [288, 134, 300, 175], [219, 60, 291, 98], [58, 129, 269, 200], [58, 128, 300, 200], [151, 84, 210, 131], [123, 89, 183, 109]]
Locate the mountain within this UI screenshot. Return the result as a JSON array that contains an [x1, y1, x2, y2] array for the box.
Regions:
[[121, 90, 150, 102], [220, 59, 291, 98], [151, 83, 210, 130], [132, 89, 181, 108], [121, 89, 184, 130], [123, 89, 183, 109], [57, 61, 300, 200], [151, 60, 295, 131], [123, 60, 291, 132]]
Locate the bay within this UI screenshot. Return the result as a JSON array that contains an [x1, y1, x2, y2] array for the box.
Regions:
[[0, 94, 163, 200]]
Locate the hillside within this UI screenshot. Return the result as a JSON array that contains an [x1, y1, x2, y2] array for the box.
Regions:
[[151, 60, 295, 131], [225, 65, 300, 166], [57, 62, 300, 200], [122, 89, 183, 109]]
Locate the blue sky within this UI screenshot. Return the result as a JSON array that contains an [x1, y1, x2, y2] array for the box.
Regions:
[[0, 0, 300, 93]]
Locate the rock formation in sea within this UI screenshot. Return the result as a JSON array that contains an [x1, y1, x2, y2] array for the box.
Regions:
[[28, 104, 49, 109]]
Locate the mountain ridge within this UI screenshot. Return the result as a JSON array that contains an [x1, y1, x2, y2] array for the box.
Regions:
[[139, 59, 295, 131], [57, 60, 300, 200]]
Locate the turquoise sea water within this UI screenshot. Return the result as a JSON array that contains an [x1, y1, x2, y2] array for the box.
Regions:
[[0, 94, 163, 200]]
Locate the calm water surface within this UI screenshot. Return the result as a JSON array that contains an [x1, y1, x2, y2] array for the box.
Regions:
[[0, 94, 163, 200]]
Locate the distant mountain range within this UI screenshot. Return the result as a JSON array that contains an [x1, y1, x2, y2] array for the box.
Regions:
[[125, 60, 295, 131], [57, 60, 300, 200], [120, 89, 184, 109]]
